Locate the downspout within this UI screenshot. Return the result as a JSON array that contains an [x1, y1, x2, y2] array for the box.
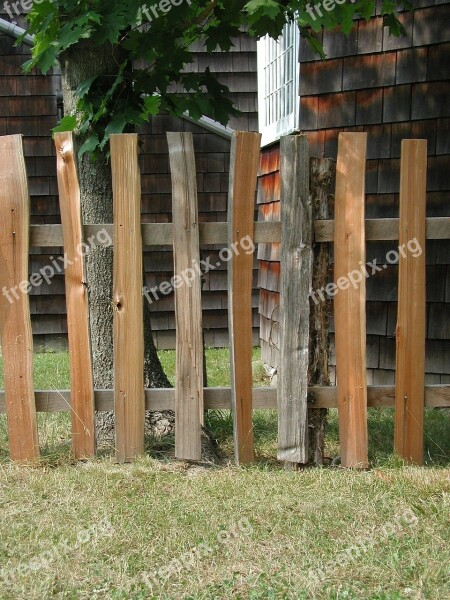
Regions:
[[181, 113, 234, 140], [0, 18, 34, 46]]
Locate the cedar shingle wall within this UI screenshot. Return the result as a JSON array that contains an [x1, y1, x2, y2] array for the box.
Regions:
[[138, 33, 258, 350], [0, 17, 258, 350], [259, 2, 450, 382], [0, 12, 64, 349]]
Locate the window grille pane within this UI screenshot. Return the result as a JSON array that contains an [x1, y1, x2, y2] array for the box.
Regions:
[[257, 21, 300, 146]]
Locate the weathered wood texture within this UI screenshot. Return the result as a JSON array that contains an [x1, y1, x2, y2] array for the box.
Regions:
[[0, 385, 448, 414], [314, 217, 450, 242], [334, 132, 369, 469], [277, 135, 312, 465], [308, 157, 334, 465], [54, 132, 95, 459], [167, 132, 204, 461], [28, 216, 450, 248], [228, 131, 261, 464], [111, 134, 145, 463], [0, 135, 39, 462], [394, 140, 427, 465]]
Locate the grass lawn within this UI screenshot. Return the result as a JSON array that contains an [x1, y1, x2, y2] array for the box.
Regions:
[[0, 348, 449, 599]]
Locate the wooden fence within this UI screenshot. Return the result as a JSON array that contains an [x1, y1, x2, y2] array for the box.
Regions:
[[0, 132, 449, 467]]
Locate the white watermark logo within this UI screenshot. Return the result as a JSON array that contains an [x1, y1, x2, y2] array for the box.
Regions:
[[141, 0, 192, 24], [143, 234, 255, 305], [1, 228, 112, 305], [141, 517, 253, 591], [307, 507, 418, 590], [2, 0, 190, 23], [309, 238, 423, 305], [0, 516, 114, 584], [2, 0, 51, 21], [306, 0, 356, 23]]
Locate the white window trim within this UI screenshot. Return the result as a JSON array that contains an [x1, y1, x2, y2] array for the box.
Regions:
[[257, 22, 301, 147]]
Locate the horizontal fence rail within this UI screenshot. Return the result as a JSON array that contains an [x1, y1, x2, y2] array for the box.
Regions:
[[0, 386, 448, 413], [27, 217, 450, 248]]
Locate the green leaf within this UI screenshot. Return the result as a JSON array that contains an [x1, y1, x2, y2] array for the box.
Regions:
[[140, 96, 161, 121], [341, 4, 356, 35], [300, 30, 325, 60], [383, 13, 406, 37], [103, 115, 128, 139], [30, 44, 59, 74], [78, 134, 100, 159], [51, 115, 77, 134], [76, 77, 97, 98], [245, 0, 280, 20], [21, 0, 410, 159]]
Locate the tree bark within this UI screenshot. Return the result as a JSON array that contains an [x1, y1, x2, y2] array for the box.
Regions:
[[59, 41, 174, 445], [308, 158, 334, 465]]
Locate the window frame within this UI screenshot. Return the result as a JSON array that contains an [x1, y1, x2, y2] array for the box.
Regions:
[[257, 21, 301, 147]]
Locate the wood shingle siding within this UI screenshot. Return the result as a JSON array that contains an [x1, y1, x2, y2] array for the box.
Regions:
[[259, 2, 450, 380]]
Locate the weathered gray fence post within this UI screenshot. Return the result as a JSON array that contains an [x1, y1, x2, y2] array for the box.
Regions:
[[277, 135, 312, 466]]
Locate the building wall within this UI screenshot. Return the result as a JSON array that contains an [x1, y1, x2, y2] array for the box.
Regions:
[[259, 1, 450, 383], [0, 13, 259, 350], [0, 15, 64, 349]]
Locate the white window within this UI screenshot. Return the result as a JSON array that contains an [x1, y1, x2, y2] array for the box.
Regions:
[[257, 21, 300, 147]]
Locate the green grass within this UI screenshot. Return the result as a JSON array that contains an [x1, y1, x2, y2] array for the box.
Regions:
[[158, 346, 270, 388], [0, 349, 449, 599], [0, 461, 448, 599]]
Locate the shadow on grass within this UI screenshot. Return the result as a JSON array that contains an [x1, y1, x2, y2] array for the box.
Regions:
[[326, 408, 450, 467], [1, 407, 449, 468]]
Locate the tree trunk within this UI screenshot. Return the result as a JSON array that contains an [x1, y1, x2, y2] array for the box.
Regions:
[[308, 157, 334, 465], [59, 41, 174, 445]]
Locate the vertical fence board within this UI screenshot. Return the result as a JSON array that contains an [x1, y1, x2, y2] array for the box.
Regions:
[[394, 139, 427, 465], [54, 132, 96, 459], [334, 132, 368, 469], [278, 135, 312, 465], [168, 132, 203, 461], [228, 131, 261, 465], [0, 135, 39, 462], [111, 134, 145, 463]]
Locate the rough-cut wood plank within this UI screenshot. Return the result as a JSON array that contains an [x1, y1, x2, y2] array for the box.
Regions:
[[1, 385, 448, 414], [395, 139, 427, 465], [30, 222, 281, 247], [54, 132, 95, 459], [167, 132, 204, 461], [277, 135, 312, 465], [228, 131, 261, 464], [334, 132, 369, 469], [315, 216, 450, 242], [30, 224, 65, 247], [0, 135, 39, 462], [30, 221, 281, 246], [111, 134, 145, 463], [28, 216, 450, 248]]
